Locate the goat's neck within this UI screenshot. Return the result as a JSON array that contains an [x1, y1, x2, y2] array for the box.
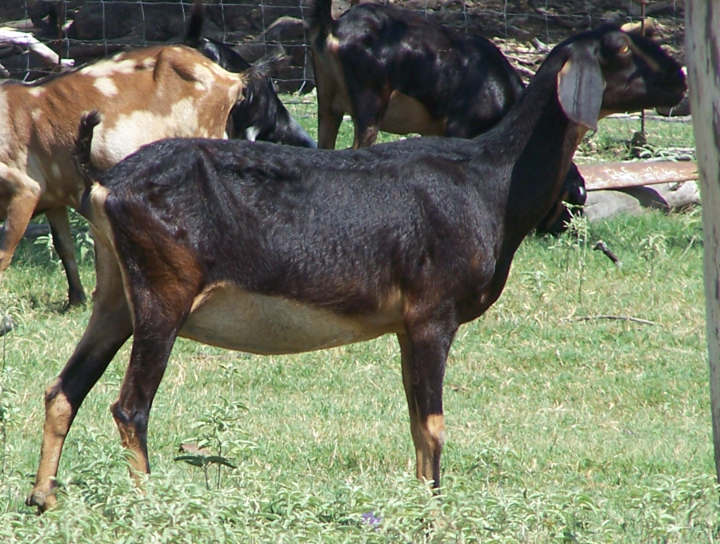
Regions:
[[493, 53, 586, 249]]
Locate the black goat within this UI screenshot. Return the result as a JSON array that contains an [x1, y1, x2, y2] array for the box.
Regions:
[[26, 25, 684, 512], [308, 0, 584, 234], [309, 0, 524, 149], [184, 0, 315, 148]]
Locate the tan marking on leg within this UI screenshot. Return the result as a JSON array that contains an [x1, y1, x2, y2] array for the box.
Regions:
[[414, 413, 445, 483], [27, 382, 73, 512], [426, 414, 446, 447], [353, 124, 379, 149], [326, 33, 341, 53]]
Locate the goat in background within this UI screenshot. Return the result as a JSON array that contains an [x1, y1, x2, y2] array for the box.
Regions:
[[184, 0, 316, 149], [308, 0, 586, 234]]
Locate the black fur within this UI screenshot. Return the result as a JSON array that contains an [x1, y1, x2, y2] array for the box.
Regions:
[[185, 0, 315, 148], [308, 0, 584, 233], [26, 25, 685, 513], [310, 0, 524, 142]]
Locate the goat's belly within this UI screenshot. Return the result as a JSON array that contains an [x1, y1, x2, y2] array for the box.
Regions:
[[180, 284, 402, 355], [381, 91, 445, 136]]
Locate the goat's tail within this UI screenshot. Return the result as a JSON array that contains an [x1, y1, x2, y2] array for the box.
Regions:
[[184, 0, 204, 47], [74, 110, 102, 191], [308, 0, 333, 38]]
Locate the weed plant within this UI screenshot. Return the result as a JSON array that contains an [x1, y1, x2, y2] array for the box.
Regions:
[[0, 98, 716, 542]]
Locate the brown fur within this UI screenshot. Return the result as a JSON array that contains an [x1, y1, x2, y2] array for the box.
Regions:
[[0, 45, 245, 305]]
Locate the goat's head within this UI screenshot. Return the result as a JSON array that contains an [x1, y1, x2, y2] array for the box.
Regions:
[[184, 0, 315, 148], [230, 56, 317, 148], [192, 37, 315, 148], [555, 25, 686, 130]]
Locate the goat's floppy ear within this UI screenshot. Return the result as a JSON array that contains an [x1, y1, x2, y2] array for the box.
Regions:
[[557, 47, 604, 131]]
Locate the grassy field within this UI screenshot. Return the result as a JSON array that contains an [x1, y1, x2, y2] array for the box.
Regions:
[[0, 103, 716, 542]]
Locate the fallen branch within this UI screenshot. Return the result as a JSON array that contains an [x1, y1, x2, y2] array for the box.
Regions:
[[593, 240, 621, 266], [0, 27, 74, 68], [566, 315, 659, 326]]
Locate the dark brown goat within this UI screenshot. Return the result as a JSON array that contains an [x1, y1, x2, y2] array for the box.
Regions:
[[26, 26, 685, 512], [308, 0, 585, 234]]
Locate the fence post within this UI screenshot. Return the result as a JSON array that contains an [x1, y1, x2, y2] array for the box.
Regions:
[[685, 0, 720, 483]]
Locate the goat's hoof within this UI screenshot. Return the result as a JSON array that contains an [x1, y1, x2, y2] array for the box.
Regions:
[[0, 314, 13, 337], [67, 292, 87, 307], [25, 489, 57, 514]]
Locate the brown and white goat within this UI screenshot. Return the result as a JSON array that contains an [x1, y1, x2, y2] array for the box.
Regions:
[[0, 42, 312, 307], [26, 25, 684, 512]]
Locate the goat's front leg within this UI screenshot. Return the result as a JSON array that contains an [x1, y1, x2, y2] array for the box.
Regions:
[[46, 207, 86, 306], [349, 89, 388, 149], [27, 242, 132, 512], [0, 163, 43, 277], [317, 105, 343, 149], [397, 315, 456, 487]]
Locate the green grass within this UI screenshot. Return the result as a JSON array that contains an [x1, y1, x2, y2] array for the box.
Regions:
[[1, 97, 715, 542]]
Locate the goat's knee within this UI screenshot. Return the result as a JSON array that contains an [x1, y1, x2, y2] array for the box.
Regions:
[[0, 165, 43, 272]]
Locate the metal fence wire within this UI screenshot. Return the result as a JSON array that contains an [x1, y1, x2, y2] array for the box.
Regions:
[[0, 1, 685, 90]]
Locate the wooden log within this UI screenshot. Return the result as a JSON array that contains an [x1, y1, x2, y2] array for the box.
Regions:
[[580, 160, 698, 191]]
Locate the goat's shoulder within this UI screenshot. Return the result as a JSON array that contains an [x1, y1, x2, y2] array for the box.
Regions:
[[335, 3, 454, 44]]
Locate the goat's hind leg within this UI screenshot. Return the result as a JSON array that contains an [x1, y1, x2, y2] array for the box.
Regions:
[[26, 243, 132, 512], [110, 279, 198, 479], [317, 101, 343, 149]]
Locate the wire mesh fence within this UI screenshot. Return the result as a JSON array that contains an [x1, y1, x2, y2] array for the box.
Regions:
[[0, 1, 689, 142], [0, 1, 685, 85]]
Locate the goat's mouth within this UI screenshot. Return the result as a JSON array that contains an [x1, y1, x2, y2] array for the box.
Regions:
[[648, 84, 687, 108], [648, 72, 687, 107]]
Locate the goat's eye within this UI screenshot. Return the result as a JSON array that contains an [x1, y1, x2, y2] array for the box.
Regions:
[[603, 32, 632, 59]]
